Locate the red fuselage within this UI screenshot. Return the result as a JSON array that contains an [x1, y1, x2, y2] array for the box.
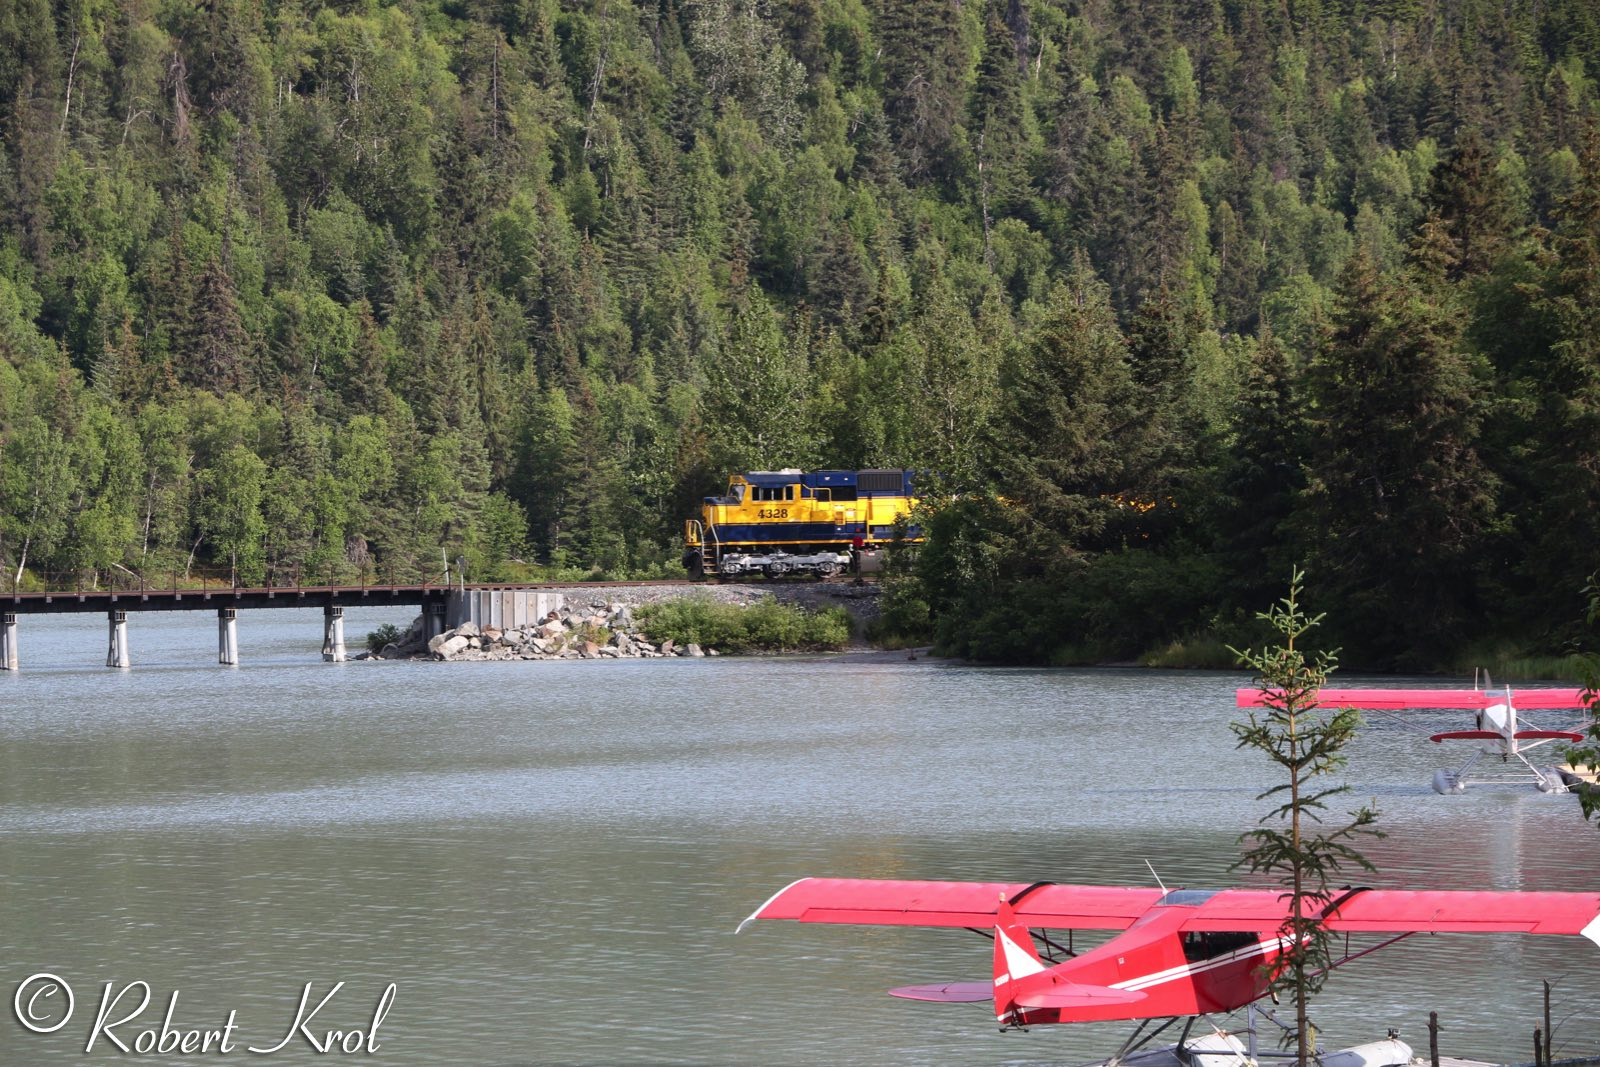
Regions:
[[1006, 906, 1283, 1025]]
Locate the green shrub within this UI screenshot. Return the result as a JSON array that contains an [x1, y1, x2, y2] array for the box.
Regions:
[[1140, 633, 1239, 669], [638, 596, 850, 653], [867, 575, 934, 649], [366, 623, 403, 652]]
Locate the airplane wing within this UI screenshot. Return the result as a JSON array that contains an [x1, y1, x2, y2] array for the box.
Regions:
[[884, 979, 1148, 1008], [887, 981, 991, 1003], [1236, 687, 1589, 710], [737, 878, 1166, 933], [1179, 888, 1600, 944]]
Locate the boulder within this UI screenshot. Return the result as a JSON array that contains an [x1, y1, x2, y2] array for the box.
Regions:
[[427, 631, 454, 654], [580, 641, 601, 658], [394, 615, 427, 653], [686, 643, 704, 657], [660, 638, 676, 655], [433, 634, 471, 659], [456, 620, 481, 638]]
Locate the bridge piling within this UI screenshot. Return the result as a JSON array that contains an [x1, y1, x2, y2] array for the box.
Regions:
[[106, 609, 130, 668], [424, 601, 447, 642], [217, 607, 239, 666], [322, 605, 346, 662], [1, 612, 16, 670]]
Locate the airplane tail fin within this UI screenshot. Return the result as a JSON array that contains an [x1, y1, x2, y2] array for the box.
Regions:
[[992, 896, 1048, 1024]]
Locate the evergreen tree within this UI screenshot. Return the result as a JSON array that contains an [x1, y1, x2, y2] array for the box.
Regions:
[[1298, 249, 1496, 664], [1000, 256, 1142, 547], [1231, 571, 1380, 1067], [1430, 128, 1520, 279], [970, 9, 1030, 227], [1519, 129, 1600, 633], [1213, 327, 1306, 616], [183, 257, 251, 396], [876, 0, 966, 181]]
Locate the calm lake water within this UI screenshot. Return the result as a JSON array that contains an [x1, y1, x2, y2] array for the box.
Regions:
[[1, 607, 1597, 1066]]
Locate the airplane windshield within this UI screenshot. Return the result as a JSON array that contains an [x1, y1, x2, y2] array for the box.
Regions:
[[1155, 889, 1221, 907]]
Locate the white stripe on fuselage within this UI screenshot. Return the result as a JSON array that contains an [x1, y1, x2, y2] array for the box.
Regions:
[[1110, 936, 1287, 993]]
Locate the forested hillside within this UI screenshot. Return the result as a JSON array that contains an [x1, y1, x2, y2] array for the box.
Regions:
[[2, 0, 1599, 666]]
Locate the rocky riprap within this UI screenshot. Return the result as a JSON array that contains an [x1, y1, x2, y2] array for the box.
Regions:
[[368, 600, 717, 662]]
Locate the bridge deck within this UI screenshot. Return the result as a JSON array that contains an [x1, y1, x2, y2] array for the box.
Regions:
[[3, 583, 468, 615]]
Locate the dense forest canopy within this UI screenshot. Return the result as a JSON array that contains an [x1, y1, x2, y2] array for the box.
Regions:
[[2, 0, 1599, 667]]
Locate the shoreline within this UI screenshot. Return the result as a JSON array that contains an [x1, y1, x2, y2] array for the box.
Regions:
[[363, 582, 886, 662]]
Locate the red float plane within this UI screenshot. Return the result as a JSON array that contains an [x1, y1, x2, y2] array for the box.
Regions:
[[1235, 685, 1592, 793], [739, 878, 1600, 1055]]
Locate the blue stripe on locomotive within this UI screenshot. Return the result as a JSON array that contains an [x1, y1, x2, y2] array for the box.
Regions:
[[739, 469, 916, 496]]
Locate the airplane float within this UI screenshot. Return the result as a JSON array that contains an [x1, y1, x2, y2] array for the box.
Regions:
[[1235, 685, 1593, 794], [739, 878, 1600, 1064]]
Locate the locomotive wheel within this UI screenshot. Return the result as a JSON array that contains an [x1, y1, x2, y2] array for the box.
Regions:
[[685, 552, 705, 580], [814, 561, 838, 577], [764, 562, 788, 578]]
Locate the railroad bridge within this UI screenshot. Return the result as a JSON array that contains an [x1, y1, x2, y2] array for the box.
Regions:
[[0, 582, 569, 669]]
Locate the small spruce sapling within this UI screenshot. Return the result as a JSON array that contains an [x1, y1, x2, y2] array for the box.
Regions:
[[1230, 569, 1382, 1067]]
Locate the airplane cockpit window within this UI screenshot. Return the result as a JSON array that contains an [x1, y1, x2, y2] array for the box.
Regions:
[[1180, 930, 1257, 964], [1155, 889, 1221, 907]]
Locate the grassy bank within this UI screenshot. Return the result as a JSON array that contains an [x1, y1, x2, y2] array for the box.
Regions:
[[638, 597, 851, 654]]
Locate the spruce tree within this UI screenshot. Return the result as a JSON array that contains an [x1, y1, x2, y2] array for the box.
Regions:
[[1215, 327, 1306, 616], [1232, 570, 1379, 1067], [1298, 249, 1495, 664], [1431, 128, 1520, 279], [970, 10, 1029, 226], [1520, 128, 1600, 633]]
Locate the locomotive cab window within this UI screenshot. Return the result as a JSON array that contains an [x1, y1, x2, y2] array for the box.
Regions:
[[752, 486, 796, 502]]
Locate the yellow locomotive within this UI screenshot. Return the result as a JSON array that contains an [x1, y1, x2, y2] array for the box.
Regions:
[[683, 469, 922, 577]]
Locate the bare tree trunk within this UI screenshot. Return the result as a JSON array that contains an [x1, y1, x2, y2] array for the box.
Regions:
[[61, 35, 81, 134], [582, 0, 611, 157]]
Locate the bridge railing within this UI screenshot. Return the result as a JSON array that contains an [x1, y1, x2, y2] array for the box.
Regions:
[[5, 564, 453, 597]]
